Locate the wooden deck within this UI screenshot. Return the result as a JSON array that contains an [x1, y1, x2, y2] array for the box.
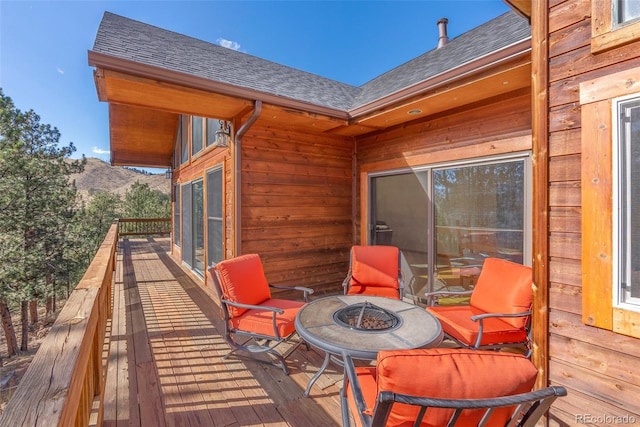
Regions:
[[104, 237, 343, 427]]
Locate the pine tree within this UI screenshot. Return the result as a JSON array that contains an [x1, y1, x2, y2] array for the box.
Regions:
[[123, 180, 170, 218], [0, 89, 85, 354]]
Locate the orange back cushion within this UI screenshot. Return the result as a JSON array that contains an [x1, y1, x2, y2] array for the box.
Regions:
[[350, 245, 400, 289], [470, 258, 532, 329], [375, 348, 538, 427], [215, 254, 272, 318]]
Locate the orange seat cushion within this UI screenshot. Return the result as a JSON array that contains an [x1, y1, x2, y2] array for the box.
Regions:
[[427, 305, 528, 347], [230, 298, 304, 338], [347, 348, 538, 427], [215, 254, 272, 318], [346, 285, 401, 299], [348, 246, 400, 298], [470, 258, 532, 329]]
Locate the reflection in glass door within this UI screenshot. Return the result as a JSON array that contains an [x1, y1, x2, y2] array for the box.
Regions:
[[192, 179, 205, 275], [370, 156, 530, 305], [370, 172, 430, 303], [433, 160, 526, 293]]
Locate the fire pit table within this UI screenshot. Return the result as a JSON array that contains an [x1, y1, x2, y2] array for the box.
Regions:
[[295, 295, 443, 396]]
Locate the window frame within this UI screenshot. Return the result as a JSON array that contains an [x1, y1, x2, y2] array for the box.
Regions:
[[592, 0, 640, 53], [580, 65, 640, 338], [612, 95, 640, 311]]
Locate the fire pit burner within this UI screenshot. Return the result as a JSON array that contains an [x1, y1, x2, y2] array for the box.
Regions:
[[333, 301, 401, 331]]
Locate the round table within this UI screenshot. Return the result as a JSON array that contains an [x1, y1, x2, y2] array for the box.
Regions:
[[295, 295, 443, 395]]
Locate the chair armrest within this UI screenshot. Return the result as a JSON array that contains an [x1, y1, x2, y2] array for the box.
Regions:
[[342, 354, 372, 427], [221, 299, 285, 315], [269, 284, 314, 302], [470, 310, 532, 322], [370, 386, 566, 426], [424, 290, 473, 306], [469, 310, 532, 348]]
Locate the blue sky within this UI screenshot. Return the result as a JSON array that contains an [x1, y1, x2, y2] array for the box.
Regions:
[[1, 1, 510, 170]]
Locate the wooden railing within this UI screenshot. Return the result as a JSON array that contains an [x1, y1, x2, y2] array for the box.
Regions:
[[117, 217, 171, 237], [0, 223, 119, 426]]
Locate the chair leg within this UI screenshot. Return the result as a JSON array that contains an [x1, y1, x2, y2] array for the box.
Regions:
[[222, 335, 296, 375], [340, 375, 352, 427]]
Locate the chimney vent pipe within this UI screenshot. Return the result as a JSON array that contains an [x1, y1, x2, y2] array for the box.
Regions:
[[437, 18, 449, 48]]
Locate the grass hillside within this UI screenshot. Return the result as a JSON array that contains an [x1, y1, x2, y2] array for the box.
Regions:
[[69, 157, 170, 201]]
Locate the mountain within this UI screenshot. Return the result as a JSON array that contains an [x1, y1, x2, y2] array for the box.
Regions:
[[69, 158, 170, 201]]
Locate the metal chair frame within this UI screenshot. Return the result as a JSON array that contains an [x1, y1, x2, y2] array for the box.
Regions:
[[424, 289, 532, 355], [209, 262, 313, 375], [341, 353, 567, 427]]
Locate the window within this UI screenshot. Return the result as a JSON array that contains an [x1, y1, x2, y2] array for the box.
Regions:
[[614, 97, 640, 309], [369, 156, 530, 304], [580, 65, 640, 339], [207, 166, 224, 265], [180, 115, 189, 165], [173, 117, 181, 170], [192, 116, 203, 156], [592, 0, 640, 52], [616, 0, 640, 25]]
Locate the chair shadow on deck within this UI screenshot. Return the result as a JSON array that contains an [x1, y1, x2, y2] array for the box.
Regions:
[[103, 237, 341, 427]]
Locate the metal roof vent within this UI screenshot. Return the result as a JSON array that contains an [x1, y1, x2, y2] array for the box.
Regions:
[[437, 18, 449, 49]]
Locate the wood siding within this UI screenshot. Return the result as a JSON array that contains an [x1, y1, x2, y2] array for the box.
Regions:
[[239, 120, 354, 295], [546, 0, 640, 423], [354, 90, 532, 244]]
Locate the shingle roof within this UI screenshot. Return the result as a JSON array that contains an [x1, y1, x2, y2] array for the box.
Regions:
[[91, 11, 530, 112]]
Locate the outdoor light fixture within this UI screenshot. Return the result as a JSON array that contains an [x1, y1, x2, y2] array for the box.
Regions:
[[165, 168, 172, 179], [215, 120, 231, 147]]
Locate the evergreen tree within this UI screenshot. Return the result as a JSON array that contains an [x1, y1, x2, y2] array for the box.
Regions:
[[123, 180, 170, 218], [0, 89, 85, 354]]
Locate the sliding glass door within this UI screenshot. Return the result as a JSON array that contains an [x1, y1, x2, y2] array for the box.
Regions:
[[180, 179, 205, 276], [206, 166, 223, 266], [370, 156, 530, 304]]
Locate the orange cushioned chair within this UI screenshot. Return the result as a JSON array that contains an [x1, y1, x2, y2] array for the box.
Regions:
[[209, 254, 313, 374], [341, 348, 566, 427], [343, 245, 404, 299], [425, 258, 532, 355]]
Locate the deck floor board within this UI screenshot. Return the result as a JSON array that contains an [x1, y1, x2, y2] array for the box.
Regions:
[[103, 238, 341, 427]]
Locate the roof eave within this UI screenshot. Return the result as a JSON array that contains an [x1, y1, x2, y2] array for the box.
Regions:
[[88, 50, 351, 121], [348, 37, 532, 119]]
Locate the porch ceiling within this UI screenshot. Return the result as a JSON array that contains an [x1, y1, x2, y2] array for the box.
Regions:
[[94, 68, 253, 167], [108, 104, 178, 167]]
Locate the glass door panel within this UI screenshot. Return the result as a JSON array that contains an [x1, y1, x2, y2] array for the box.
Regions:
[[206, 167, 223, 266], [433, 160, 525, 292], [193, 179, 205, 275], [371, 172, 430, 303]]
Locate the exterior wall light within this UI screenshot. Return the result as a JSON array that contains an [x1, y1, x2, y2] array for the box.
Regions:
[[165, 168, 172, 179], [215, 120, 231, 147]]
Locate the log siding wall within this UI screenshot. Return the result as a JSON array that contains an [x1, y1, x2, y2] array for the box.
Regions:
[[546, 0, 640, 423], [239, 121, 354, 295]]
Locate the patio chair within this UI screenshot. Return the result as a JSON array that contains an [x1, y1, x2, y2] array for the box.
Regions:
[[208, 254, 313, 374], [341, 348, 567, 427], [424, 257, 532, 355], [343, 245, 404, 299]]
